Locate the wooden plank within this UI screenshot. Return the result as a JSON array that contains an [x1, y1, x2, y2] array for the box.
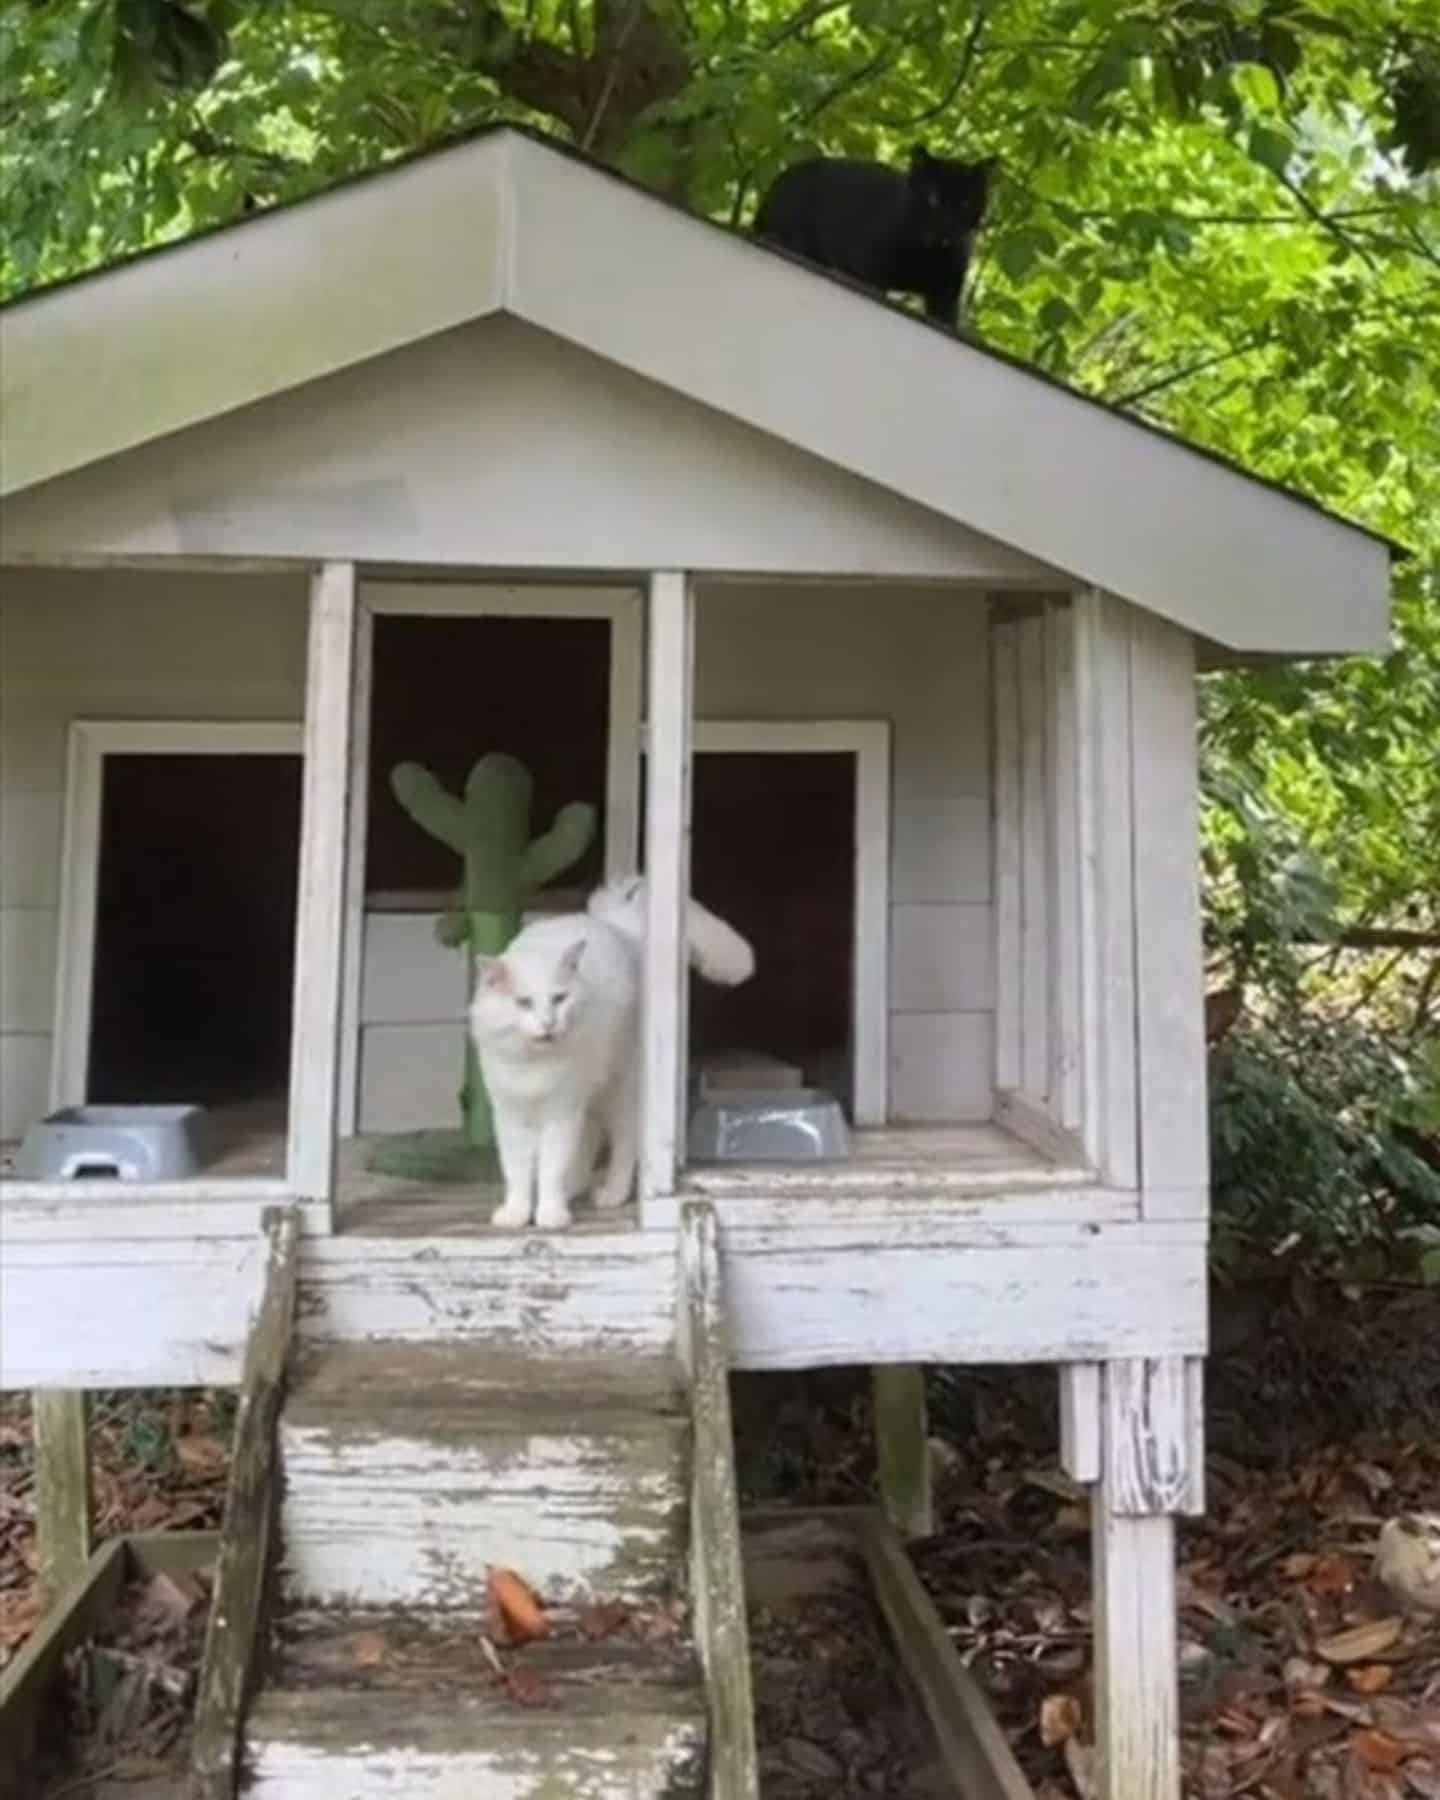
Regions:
[[1045, 599, 1084, 1133], [678, 1204, 759, 1800], [851, 721, 892, 1126], [1129, 607, 1208, 1208], [2, 1235, 267, 1388], [1071, 590, 1104, 1177], [991, 617, 1022, 1094], [32, 1391, 91, 1608], [1103, 1357, 1189, 1517], [286, 562, 357, 1217], [856, 1509, 1033, 1800], [0, 1534, 127, 1787], [605, 587, 645, 880], [192, 1206, 301, 1800], [1088, 593, 1139, 1188], [1183, 1355, 1206, 1517], [640, 571, 694, 1213], [872, 1365, 933, 1540], [1017, 613, 1049, 1102], [335, 594, 373, 1139], [994, 1089, 1090, 1169], [1059, 1362, 1101, 1485], [722, 1239, 1207, 1370], [1093, 1489, 1179, 1799]]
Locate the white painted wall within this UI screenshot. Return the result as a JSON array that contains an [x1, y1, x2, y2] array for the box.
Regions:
[[0, 568, 308, 1138], [0, 318, 1054, 586], [694, 584, 993, 1123]]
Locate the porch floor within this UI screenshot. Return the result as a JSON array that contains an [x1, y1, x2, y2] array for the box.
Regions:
[[1, 1116, 1087, 1232]]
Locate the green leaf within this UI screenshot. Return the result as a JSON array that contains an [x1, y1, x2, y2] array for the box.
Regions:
[[1247, 123, 1294, 175]]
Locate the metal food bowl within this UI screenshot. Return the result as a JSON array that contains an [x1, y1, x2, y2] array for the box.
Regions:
[[687, 1087, 849, 1162], [15, 1104, 208, 1181]]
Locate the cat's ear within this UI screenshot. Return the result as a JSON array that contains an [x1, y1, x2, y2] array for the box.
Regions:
[[476, 957, 511, 993], [558, 939, 587, 980]]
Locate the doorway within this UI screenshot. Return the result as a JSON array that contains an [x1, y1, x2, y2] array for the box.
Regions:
[[53, 722, 304, 1121]]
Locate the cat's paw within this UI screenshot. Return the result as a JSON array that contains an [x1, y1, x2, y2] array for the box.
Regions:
[[593, 1179, 634, 1212], [491, 1198, 533, 1230], [534, 1200, 574, 1232]]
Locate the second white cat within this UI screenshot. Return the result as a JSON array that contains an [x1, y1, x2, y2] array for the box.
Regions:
[[470, 877, 754, 1230]]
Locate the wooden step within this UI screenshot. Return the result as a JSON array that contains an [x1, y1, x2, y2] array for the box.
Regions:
[[247, 1618, 706, 1799], [279, 1343, 690, 1610]]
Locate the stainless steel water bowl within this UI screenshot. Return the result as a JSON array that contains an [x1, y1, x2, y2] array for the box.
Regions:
[[15, 1104, 208, 1181], [687, 1088, 850, 1162]]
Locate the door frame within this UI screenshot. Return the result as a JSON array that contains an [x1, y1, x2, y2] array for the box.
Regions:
[[50, 718, 305, 1109], [339, 582, 644, 1135], [685, 717, 892, 1126]]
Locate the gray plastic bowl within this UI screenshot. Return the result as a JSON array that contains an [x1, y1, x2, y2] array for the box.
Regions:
[[687, 1088, 850, 1163], [15, 1104, 208, 1181]]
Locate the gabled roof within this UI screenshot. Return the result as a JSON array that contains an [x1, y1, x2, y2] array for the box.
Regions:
[[0, 125, 1393, 654]]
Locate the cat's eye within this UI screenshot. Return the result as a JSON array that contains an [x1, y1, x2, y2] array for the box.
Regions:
[[551, 993, 567, 1007], [516, 997, 533, 1011]]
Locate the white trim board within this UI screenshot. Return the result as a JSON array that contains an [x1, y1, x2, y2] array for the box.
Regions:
[[683, 718, 891, 1128], [50, 719, 304, 1112], [1, 129, 1391, 653]]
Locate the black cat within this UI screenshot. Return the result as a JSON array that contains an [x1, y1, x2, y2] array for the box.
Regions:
[[753, 147, 996, 324]]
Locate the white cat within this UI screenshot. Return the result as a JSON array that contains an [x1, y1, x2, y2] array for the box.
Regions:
[[470, 877, 755, 1230]]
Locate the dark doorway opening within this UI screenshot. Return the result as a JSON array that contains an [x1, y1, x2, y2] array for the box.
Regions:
[[87, 753, 303, 1107], [689, 750, 855, 1109], [365, 614, 611, 896]]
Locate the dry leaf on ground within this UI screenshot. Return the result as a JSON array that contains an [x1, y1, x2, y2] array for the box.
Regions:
[[487, 1566, 548, 1644]]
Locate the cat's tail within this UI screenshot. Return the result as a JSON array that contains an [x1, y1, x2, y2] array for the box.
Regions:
[[589, 877, 756, 987]]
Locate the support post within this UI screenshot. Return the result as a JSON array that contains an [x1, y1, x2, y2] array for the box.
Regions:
[[641, 571, 694, 1218], [1092, 1357, 1186, 1800], [33, 1390, 91, 1608], [872, 1365, 933, 1540], [286, 561, 357, 1224]]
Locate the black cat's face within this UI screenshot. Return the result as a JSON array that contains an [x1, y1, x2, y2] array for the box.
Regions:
[[908, 149, 995, 241]]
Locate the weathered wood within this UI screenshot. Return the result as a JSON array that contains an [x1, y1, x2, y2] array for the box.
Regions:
[[286, 561, 356, 1216], [32, 1390, 91, 1608], [335, 592, 373, 1138], [1129, 607, 1209, 1209], [1102, 1356, 1190, 1517], [0, 1532, 218, 1791], [280, 1346, 687, 1609], [856, 1509, 1033, 1800], [641, 571, 694, 1213], [991, 616, 1022, 1094], [1017, 612, 1050, 1103], [1093, 1488, 1179, 1800], [1045, 598, 1084, 1134], [2, 1234, 269, 1387], [872, 1365, 933, 1541], [678, 1203, 759, 1800], [1059, 1362, 1101, 1485], [1079, 591, 1139, 1188], [1183, 1355, 1206, 1517], [192, 1206, 301, 1800]]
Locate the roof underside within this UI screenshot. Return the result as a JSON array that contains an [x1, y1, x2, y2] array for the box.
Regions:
[[0, 128, 1393, 656]]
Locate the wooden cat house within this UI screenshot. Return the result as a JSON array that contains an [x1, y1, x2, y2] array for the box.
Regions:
[[0, 127, 1394, 1798]]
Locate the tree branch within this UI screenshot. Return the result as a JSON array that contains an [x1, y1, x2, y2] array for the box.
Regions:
[[1109, 333, 1271, 407], [898, 2, 989, 129]]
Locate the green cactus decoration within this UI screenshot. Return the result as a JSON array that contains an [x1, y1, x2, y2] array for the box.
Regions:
[[387, 753, 597, 1151]]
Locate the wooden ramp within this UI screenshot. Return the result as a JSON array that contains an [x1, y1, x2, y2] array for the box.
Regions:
[[193, 1204, 757, 1800]]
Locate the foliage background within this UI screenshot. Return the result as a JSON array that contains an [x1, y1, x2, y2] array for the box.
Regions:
[[5, 0, 1438, 1274]]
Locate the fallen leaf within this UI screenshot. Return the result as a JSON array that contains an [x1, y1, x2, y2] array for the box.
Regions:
[[1347, 1664, 1395, 1695], [1284, 1655, 1332, 1690], [1316, 1617, 1404, 1664], [504, 1665, 552, 1707], [175, 1435, 228, 1477], [1039, 1692, 1083, 1747], [1350, 1728, 1408, 1771], [348, 1630, 386, 1669], [578, 1599, 631, 1641], [1309, 1552, 1359, 1596], [488, 1567, 548, 1644]]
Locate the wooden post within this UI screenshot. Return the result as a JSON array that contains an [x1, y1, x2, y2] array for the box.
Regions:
[[678, 1203, 759, 1800], [191, 1207, 302, 1800], [33, 1390, 91, 1608], [286, 561, 357, 1224], [872, 1365, 933, 1540], [1092, 1357, 1185, 1800], [641, 571, 694, 1218]]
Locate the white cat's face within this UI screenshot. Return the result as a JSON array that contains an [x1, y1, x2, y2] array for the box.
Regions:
[[473, 939, 586, 1049]]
